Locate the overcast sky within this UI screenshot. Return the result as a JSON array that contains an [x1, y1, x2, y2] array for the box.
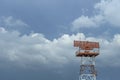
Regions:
[[0, 0, 120, 80]]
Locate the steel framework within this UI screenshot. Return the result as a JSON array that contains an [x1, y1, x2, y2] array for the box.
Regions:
[[74, 41, 99, 80]]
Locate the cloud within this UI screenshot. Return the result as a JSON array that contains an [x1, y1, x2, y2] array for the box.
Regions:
[[0, 27, 7, 33], [72, 15, 104, 30], [0, 16, 29, 32], [95, 0, 120, 26], [72, 0, 120, 30], [98, 34, 120, 67], [0, 28, 78, 67], [0, 27, 120, 68]]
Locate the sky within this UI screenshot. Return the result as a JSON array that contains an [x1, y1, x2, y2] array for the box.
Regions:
[[0, 0, 120, 80]]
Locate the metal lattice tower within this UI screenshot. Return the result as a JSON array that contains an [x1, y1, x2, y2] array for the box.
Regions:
[[74, 41, 99, 80]]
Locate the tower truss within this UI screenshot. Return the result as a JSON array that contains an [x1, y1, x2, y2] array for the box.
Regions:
[[74, 41, 99, 80]]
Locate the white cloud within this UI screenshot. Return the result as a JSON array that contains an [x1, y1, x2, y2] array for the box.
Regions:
[[95, 0, 120, 26], [0, 28, 79, 67], [72, 15, 104, 30], [0, 27, 120, 67], [0, 16, 29, 31], [0, 27, 7, 33], [72, 0, 120, 30]]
